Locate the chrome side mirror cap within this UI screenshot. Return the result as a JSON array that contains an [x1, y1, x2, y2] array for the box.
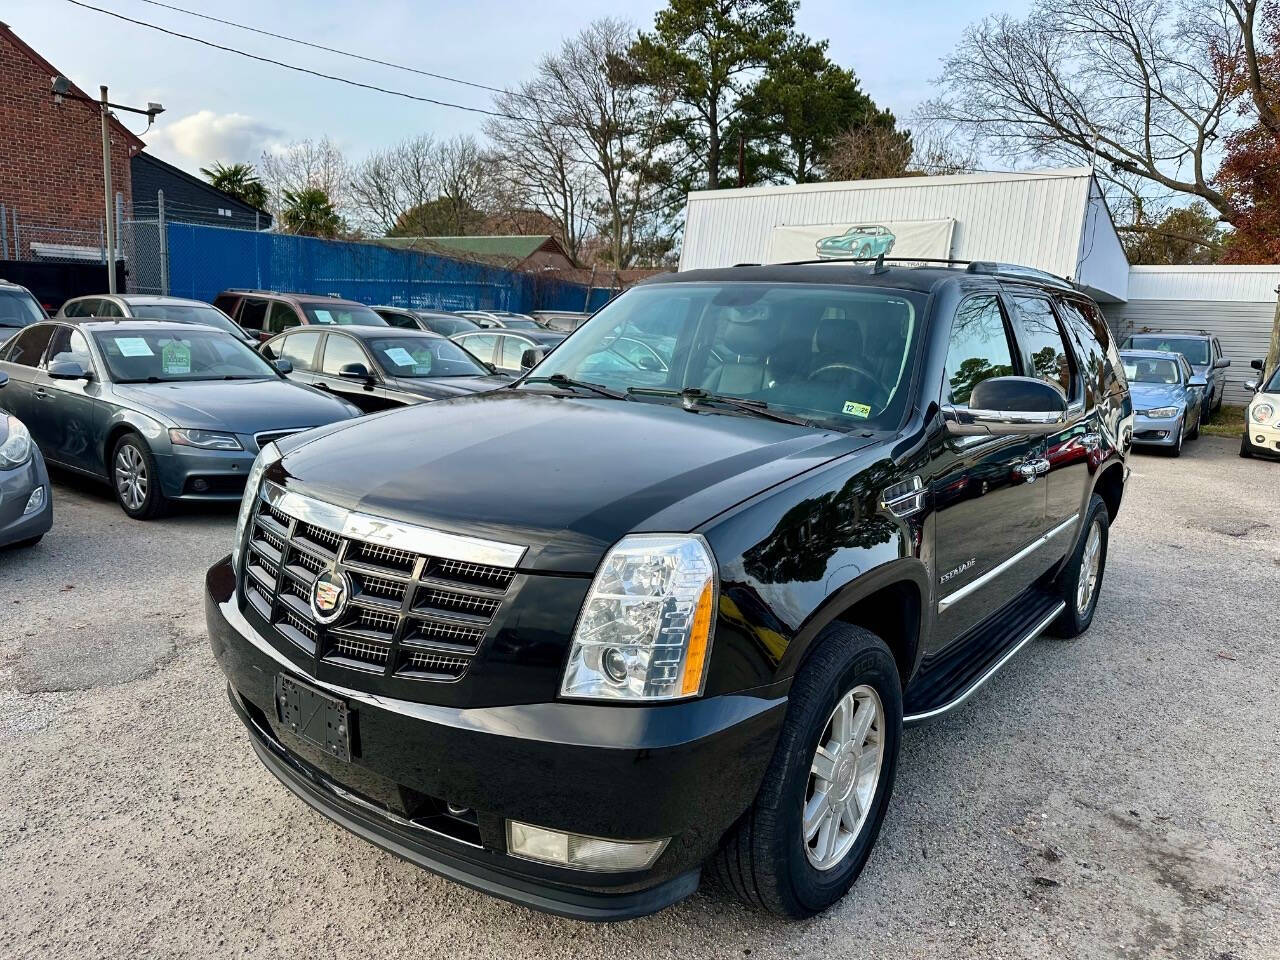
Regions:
[[943, 376, 1069, 437]]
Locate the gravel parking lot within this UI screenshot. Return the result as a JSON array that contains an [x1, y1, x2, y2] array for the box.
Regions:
[[1, 436, 1276, 960]]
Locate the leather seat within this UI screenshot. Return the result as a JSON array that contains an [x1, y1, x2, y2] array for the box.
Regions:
[[703, 314, 773, 395]]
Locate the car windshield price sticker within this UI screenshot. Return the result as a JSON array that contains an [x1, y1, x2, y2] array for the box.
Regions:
[[383, 346, 417, 368], [842, 400, 871, 418], [312, 309, 334, 325], [161, 341, 192, 375], [115, 337, 153, 357]]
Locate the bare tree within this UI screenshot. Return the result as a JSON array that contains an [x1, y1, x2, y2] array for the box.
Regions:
[[349, 135, 438, 235], [259, 136, 352, 221], [538, 18, 676, 267], [927, 0, 1244, 226], [431, 135, 492, 235], [486, 80, 598, 261]]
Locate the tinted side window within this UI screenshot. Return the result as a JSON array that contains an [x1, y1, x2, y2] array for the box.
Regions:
[[499, 336, 529, 371], [212, 295, 238, 316], [942, 296, 1017, 406], [320, 334, 368, 376], [3, 325, 55, 367], [458, 334, 497, 363], [62, 299, 90, 318], [1056, 299, 1105, 402], [1011, 295, 1075, 400], [46, 326, 92, 368], [238, 298, 269, 331], [96, 300, 124, 318], [267, 302, 302, 334], [380, 311, 417, 330], [279, 331, 322, 372]]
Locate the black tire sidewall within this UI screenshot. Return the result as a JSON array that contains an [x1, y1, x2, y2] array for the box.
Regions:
[[1051, 495, 1110, 637], [755, 627, 903, 916], [112, 434, 165, 520]]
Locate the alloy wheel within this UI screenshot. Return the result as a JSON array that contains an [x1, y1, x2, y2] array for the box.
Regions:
[[803, 684, 885, 871], [115, 444, 149, 511], [1076, 519, 1103, 613]]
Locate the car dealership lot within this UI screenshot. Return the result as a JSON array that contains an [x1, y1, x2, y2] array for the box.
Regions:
[[0, 437, 1276, 959]]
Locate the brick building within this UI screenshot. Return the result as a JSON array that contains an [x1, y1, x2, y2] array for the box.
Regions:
[[0, 21, 144, 260]]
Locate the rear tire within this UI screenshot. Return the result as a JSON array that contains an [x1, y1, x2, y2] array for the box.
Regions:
[[112, 433, 169, 520], [710, 624, 902, 918], [1050, 494, 1109, 639]]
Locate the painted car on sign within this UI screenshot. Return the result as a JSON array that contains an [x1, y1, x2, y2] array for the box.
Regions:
[[814, 225, 896, 260]]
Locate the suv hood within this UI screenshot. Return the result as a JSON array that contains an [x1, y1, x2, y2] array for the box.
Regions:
[[278, 391, 873, 572], [111, 378, 355, 432]]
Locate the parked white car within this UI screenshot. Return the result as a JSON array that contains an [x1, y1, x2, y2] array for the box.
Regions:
[[1241, 359, 1280, 459]]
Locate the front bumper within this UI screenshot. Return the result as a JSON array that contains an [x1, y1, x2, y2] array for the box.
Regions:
[[155, 447, 255, 501], [205, 557, 786, 920], [1131, 412, 1183, 447], [1242, 421, 1280, 457], [0, 448, 52, 547]]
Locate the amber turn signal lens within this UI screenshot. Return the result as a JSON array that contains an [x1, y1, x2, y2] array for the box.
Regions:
[[681, 580, 715, 696]]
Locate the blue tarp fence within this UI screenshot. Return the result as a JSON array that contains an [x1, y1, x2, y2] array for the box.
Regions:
[[166, 222, 614, 313]]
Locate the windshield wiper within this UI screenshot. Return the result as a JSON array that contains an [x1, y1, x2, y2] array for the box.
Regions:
[[628, 387, 815, 427], [520, 373, 628, 400]]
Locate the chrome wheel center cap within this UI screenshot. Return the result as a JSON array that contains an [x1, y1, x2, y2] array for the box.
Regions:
[[831, 748, 858, 802]]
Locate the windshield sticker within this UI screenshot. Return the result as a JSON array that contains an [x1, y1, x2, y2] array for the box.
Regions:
[[115, 337, 153, 357], [161, 341, 192, 375], [312, 309, 334, 325], [842, 400, 871, 418], [383, 346, 417, 368]]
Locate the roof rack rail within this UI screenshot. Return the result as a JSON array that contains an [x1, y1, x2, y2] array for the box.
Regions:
[[776, 256, 973, 267], [965, 261, 1075, 290]]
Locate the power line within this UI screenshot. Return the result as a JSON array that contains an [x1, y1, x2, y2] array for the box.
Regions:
[[132, 0, 554, 108], [62, 0, 538, 123]]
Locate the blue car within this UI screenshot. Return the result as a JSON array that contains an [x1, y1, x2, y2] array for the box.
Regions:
[[1121, 331, 1230, 418], [1120, 349, 1205, 456]]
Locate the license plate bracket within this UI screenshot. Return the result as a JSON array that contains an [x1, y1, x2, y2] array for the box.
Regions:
[[275, 674, 351, 763]]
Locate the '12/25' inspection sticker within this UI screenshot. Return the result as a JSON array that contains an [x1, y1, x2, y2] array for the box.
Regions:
[[842, 401, 871, 418]]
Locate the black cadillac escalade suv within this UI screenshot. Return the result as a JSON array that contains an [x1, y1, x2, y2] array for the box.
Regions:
[[206, 261, 1132, 920]]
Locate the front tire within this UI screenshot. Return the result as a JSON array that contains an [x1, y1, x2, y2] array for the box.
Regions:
[[1168, 418, 1183, 457], [112, 433, 169, 520], [1050, 494, 1110, 638], [711, 624, 902, 918], [1240, 434, 1253, 459]]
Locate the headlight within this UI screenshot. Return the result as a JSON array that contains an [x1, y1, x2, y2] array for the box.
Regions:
[[169, 428, 243, 450], [0, 416, 32, 469], [1145, 406, 1179, 419], [561, 534, 717, 702], [232, 442, 281, 573], [1252, 402, 1275, 423]]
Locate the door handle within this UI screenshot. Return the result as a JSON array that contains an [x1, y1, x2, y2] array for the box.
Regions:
[[33, 387, 53, 400], [314, 381, 330, 391], [1015, 458, 1050, 482]]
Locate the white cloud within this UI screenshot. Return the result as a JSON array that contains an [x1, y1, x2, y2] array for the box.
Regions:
[[145, 110, 284, 173]]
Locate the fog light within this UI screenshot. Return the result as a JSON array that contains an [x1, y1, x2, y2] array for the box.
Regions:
[[22, 486, 45, 516], [192, 478, 209, 492], [1258, 435, 1266, 444], [506, 821, 668, 872]]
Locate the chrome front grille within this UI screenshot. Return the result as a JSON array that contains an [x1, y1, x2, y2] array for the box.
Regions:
[[241, 483, 523, 682]]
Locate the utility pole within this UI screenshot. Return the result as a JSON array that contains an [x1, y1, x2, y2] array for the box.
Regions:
[[100, 86, 116, 292], [738, 133, 745, 188], [50, 76, 164, 293]]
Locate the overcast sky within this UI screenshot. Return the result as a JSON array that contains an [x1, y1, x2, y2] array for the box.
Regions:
[[6, 0, 1033, 175]]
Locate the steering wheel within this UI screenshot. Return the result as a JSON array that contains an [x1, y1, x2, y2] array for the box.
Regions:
[[807, 362, 889, 411]]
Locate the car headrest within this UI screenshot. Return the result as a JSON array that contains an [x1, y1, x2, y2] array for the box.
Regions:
[[721, 315, 771, 357], [815, 318, 863, 357]]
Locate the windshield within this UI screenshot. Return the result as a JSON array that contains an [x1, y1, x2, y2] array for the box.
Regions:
[[1265, 366, 1280, 392], [0, 289, 46, 329], [1122, 355, 1180, 385], [423, 315, 478, 335], [364, 335, 489, 378], [1127, 335, 1209, 365], [93, 328, 278, 383], [129, 303, 247, 339], [301, 303, 387, 326], [526, 282, 925, 430]]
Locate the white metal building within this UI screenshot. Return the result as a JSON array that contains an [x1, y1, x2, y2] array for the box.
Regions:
[[679, 169, 1277, 404]]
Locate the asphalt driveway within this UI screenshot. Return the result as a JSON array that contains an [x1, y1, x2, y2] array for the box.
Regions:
[[0, 436, 1276, 959]]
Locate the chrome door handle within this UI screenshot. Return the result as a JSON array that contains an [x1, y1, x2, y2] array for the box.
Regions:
[[33, 388, 52, 400], [1015, 458, 1050, 482]]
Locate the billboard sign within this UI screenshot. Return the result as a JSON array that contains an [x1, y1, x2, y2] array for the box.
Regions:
[[766, 218, 955, 263]]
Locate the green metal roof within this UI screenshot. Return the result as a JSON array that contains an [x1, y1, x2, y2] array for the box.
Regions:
[[379, 235, 553, 260]]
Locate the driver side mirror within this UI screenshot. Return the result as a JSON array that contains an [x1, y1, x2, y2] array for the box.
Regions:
[[1250, 358, 1264, 371], [274, 358, 294, 375], [47, 359, 91, 381], [1188, 374, 1207, 388], [520, 347, 545, 370], [942, 376, 1068, 437], [338, 362, 375, 388]]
